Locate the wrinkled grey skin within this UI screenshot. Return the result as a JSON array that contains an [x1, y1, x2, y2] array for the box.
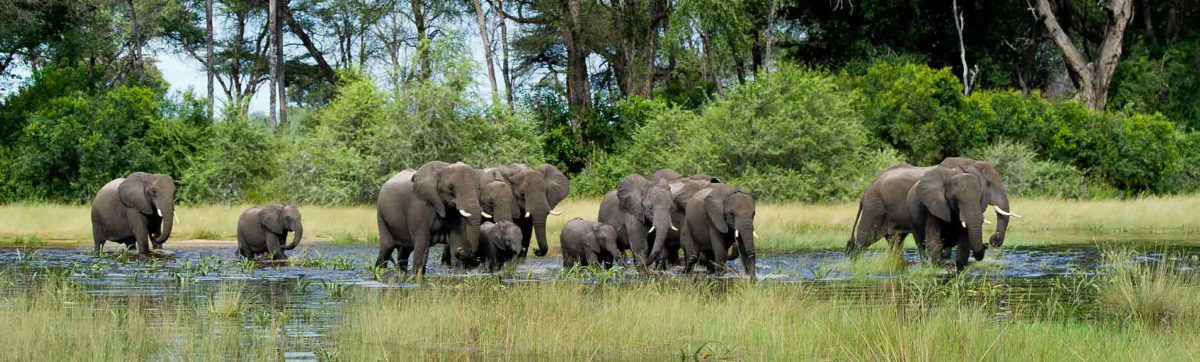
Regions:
[[90, 172, 177, 255], [598, 174, 674, 268], [907, 166, 990, 271], [846, 157, 1012, 258], [560, 218, 623, 268], [376, 162, 484, 276], [236, 205, 303, 260], [479, 179, 518, 224], [646, 170, 724, 269], [484, 164, 570, 258], [680, 184, 757, 280]]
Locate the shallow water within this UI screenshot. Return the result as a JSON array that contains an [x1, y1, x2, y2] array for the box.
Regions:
[[1, 240, 1198, 358]]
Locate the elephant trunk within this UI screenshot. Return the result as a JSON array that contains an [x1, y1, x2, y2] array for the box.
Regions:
[[990, 194, 1011, 248], [155, 208, 175, 246], [285, 222, 303, 250], [457, 193, 483, 259], [648, 204, 672, 263], [494, 193, 515, 224], [527, 193, 551, 257], [964, 204, 986, 261], [735, 218, 757, 281]]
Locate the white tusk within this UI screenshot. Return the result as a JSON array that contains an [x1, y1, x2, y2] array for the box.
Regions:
[[961, 221, 967, 228], [670, 225, 678, 231], [753, 231, 760, 238], [174, 212, 180, 224], [994, 207, 1023, 218], [459, 209, 472, 217], [480, 211, 493, 218], [735, 230, 740, 238], [984, 219, 993, 224], [647, 226, 655, 234], [525, 212, 531, 218], [549, 209, 563, 216], [157, 208, 163, 217]]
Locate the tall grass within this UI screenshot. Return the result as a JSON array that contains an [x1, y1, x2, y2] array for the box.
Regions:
[[1099, 250, 1200, 325], [3, 195, 1200, 249]]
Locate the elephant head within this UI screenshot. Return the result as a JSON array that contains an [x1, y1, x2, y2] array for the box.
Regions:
[[414, 161, 483, 259], [916, 166, 989, 261], [481, 221, 523, 257], [260, 205, 303, 250], [940, 157, 1017, 247], [704, 185, 757, 280], [508, 164, 571, 257], [480, 180, 517, 223], [118, 172, 177, 247], [618, 174, 674, 263], [592, 222, 624, 266]]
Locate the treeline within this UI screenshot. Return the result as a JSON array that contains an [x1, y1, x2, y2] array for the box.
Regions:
[[0, 0, 1197, 204]]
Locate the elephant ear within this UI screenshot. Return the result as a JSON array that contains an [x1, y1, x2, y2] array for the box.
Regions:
[[538, 164, 570, 208], [414, 162, 447, 218], [118, 172, 154, 215], [259, 205, 285, 235], [704, 189, 729, 233], [916, 177, 952, 222], [616, 174, 646, 215]]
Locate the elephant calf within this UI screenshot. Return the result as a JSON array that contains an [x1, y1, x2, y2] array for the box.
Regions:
[[237, 205, 303, 260], [479, 221, 524, 271], [560, 218, 623, 268]]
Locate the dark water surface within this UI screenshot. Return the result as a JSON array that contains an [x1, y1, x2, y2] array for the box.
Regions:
[[1, 240, 1198, 359]]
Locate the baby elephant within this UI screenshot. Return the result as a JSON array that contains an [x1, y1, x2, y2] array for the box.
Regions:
[[560, 218, 623, 268], [237, 205, 303, 260], [479, 221, 524, 271]]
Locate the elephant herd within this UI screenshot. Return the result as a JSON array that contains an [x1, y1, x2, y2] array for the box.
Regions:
[[87, 157, 1018, 280]]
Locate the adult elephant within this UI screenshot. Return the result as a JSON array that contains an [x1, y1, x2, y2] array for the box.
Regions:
[[376, 162, 484, 275], [598, 174, 674, 268], [907, 166, 990, 270], [484, 163, 570, 258], [846, 157, 1018, 257], [680, 184, 758, 280], [236, 205, 303, 260], [90, 172, 177, 255], [647, 170, 723, 268]]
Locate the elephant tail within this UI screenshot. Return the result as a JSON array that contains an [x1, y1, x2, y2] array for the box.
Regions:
[[847, 200, 864, 251]]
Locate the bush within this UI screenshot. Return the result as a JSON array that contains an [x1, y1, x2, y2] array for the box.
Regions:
[[855, 61, 985, 165], [967, 141, 1085, 198], [181, 115, 278, 204]]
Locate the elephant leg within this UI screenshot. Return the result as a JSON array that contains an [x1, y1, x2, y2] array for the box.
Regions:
[[265, 232, 286, 260], [126, 209, 151, 255], [410, 229, 432, 277], [440, 242, 453, 267], [666, 244, 681, 267], [397, 246, 414, 273], [708, 227, 729, 274], [850, 204, 886, 257], [516, 218, 534, 258], [954, 238, 971, 272], [92, 222, 106, 255], [376, 214, 397, 268], [923, 221, 942, 265]]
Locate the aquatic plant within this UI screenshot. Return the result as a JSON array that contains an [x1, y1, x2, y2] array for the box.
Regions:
[[207, 282, 246, 319]]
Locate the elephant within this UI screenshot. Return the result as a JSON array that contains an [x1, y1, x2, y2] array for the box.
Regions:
[[236, 205, 303, 260], [680, 184, 758, 280], [846, 157, 1019, 258], [906, 165, 991, 270], [644, 171, 724, 269], [483, 163, 570, 258], [477, 221, 524, 271], [90, 172, 177, 255], [560, 218, 623, 268], [479, 179, 518, 224], [376, 162, 485, 275], [598, 174, 674, 268]]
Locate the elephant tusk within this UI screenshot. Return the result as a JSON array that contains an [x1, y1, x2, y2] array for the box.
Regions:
[[459, 209, 472, 217], [670, 225, 678, 231], [984, 219, 993, 224], [480, 211, 493, 218], [156, 208, 163, 217], [549, 209, 563, 216], [753, 231, 760, 238], [994, 207, 1023, 218], [525, 212, 531, 218], [735, 230, 740, 238], [647, 226, 655, 234], [961, 221, 967, 228]]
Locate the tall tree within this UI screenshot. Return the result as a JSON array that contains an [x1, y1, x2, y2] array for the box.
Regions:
[[472, 0, 500, 106], [275, 0, 286, 127], [268, 0, 278, 127], [206, 0, 215, 122], [497, 0, 514, 109], [1035, 0, 1133, 110]]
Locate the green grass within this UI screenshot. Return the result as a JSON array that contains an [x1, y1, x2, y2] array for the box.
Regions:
[[3, 195, 1200, 249]]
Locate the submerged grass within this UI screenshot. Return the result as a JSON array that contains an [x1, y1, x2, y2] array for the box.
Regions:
[[2, 195, 1200, 249]]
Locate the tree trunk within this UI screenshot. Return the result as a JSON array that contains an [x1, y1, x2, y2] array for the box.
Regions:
[[413, 0, 432, 82], [763, 0, 777, 73], [268, 0, 278, 128], [275, 0, 287, 128], [1034, 0, 1132, 111], [206, 0, 214, 122], [472, 0, 500, 107], [498, 0, 514, 110], [561, 0, 591, 116], [282, 2, 336, 84]]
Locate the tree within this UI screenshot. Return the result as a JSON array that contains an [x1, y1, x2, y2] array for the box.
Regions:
[[1035, 0, 1133, 111], [206, 0, 215, 122]]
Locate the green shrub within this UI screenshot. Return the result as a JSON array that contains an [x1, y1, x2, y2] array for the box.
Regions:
[[182, 115, 278, 204], [855, 61, 985, 165], [967, 141, 1085, 198]]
